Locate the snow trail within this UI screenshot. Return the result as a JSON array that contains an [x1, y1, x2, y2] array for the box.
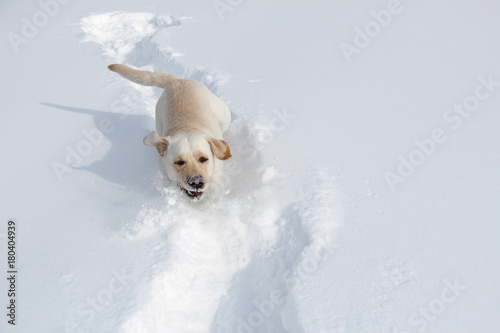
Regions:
[[81, 12, 342, 332]]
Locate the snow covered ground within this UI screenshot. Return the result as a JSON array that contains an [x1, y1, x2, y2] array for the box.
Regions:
[[1, 0, 499, 332]]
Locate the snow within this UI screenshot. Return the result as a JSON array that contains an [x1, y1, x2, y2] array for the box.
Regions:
[[1, 0, 499, 332]]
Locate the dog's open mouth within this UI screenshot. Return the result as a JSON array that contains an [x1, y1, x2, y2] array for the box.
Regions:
[[181, 187, 204, 200]]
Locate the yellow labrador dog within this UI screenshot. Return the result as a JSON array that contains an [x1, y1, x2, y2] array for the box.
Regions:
[[108, 64, 231, 200]]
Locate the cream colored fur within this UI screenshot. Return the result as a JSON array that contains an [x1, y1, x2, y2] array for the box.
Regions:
[[108, 64, 231, 199]]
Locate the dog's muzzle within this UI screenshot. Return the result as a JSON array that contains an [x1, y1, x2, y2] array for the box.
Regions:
[[182, 175, 205, 199], [187, 175, 205, 189]]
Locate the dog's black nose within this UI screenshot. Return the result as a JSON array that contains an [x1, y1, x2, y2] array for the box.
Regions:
[[187, 175, 205, 189]]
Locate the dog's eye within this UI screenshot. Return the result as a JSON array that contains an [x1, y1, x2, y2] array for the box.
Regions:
[[199, 157, 208, 163], [174, 160, 185, 166]]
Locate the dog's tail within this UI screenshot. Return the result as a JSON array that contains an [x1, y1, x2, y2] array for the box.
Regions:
[[108, 64, 177, 88]]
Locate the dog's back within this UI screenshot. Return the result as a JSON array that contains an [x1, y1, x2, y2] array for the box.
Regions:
[[159, 79, 224, 138], [108, 64, 231, 139]]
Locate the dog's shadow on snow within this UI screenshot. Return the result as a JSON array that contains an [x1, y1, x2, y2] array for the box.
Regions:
[[41, 102, 159, 191]]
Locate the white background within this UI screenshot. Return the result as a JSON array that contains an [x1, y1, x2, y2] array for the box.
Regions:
[[1, 0, 499, 332]]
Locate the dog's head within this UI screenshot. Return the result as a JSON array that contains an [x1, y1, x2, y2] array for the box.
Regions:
[[144, 131, 231, 200]]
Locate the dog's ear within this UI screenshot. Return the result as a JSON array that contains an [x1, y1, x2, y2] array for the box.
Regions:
[[143, 131, 169, 157], [207, 137, 231, 160]]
